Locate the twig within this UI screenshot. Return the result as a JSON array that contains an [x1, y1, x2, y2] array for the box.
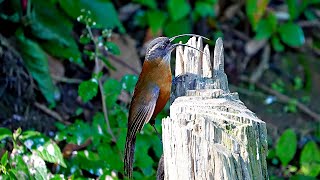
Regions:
[[109, 54, 140, 75], [87, 25, 117, 142], [34, 102, 70, 125], [51, 75, 82, 84], [298, 20, 320, 28], [249, 45, 270, 83], [240, 76, 320, 122], [98, 78, 117, 142]]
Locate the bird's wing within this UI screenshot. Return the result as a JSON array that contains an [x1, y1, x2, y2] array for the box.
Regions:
[[124, 85, 160, 178], [127, 85, 160, 139]]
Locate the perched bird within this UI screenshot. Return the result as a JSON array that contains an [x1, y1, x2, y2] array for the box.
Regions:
[[124, 34, 208, 178]]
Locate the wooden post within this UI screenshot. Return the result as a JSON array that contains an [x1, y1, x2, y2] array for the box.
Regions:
[[162, 37, 268, 180]]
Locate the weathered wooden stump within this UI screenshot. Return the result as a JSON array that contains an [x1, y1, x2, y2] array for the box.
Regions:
[[161, 37, 268, 180]]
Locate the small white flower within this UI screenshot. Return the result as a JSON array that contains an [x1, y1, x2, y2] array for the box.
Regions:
[[47, 144, 55, 156], [24, 139, 34, 149], [37, 146, 44, 152]]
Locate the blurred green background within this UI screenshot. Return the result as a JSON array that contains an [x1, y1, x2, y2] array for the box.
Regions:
[[0, 0, 320, 179]]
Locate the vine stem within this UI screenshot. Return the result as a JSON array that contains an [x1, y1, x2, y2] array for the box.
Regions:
[[86, 25, 117, 142]]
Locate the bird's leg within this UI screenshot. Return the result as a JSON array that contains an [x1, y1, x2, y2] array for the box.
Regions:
[[150, 121, 162, 144]]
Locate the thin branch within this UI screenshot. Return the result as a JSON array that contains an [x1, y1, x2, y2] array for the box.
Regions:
[[249, 45, 270, 83], [109, 54, 140, 75], [34, 102, 70, 125], [241, 76, 320, 122], [98, 78, 117, 142], [52, 75, 82, 84], [87, 25, 117, 142]]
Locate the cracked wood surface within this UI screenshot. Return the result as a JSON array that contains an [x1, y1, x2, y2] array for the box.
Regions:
[[162, 37, 268, 180]]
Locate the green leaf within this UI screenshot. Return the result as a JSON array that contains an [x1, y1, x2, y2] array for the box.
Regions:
[[1, 151, 8, 166], [278, 22, 305, 47], [195, 2, 215, 18], [98, 145, 123, 171], [271, 36, 284, 52], [246, 0, 270, 30], [41, 40, 83, 66], [72, 150, 108, 176], [164, 18, 192, 41], [99, 55, 116, 71], [299, 141, 320, 177], [121, 74, 138, 94], [105, 42, 120, 55], [92, 112, 112, 145], [58, 0, 124, 32], [13, 155, 31, 179], [34, 141, 66, 168], [290, 175, 317, 180], [13, 128, 22, 141], [78, 79, 98, 103], [103, 79, 122, 108], [286, 0, 300, 20], [147, 10, 167, 34], [0, 128, 12, 141], [275, 129, 297, 166], [133, 0, 157, 9], [167, 0, 191, 21], [20, 131, 50, 150], [30, 0, 74, 46], [16, 32, 56, 104], [255, 13, 277, 40]]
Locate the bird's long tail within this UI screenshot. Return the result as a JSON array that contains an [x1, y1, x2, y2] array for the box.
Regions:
[[124, 133, 137, 179]]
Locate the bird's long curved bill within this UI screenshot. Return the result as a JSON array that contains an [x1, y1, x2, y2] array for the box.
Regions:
[[169, 34, 210, 42], [169, 43, 209, 57]]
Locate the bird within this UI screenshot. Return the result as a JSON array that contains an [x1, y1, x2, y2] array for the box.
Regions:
[[124, 34, 209, 178]]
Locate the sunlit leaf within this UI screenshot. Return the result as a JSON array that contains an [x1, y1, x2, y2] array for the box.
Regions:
[[14, 155, 31, 179], [1, 151, 8, 166], [278, 22, 305, 47], [0, 128, 12, 141], [275, 129, 297, 166], [34, 141, 66, 168], [121, 74, 138, 94], [167, 0, 191, 21], [300, 141, 320, 177], [105, 42, 120, 55], [78, 79, 98, 103]]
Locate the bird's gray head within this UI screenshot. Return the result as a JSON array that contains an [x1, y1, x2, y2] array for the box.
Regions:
[[145, 34, 210, 62], [145, 37, 173, 62]]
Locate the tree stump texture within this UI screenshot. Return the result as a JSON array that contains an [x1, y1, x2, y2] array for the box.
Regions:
[[162, 37, 268, 180]]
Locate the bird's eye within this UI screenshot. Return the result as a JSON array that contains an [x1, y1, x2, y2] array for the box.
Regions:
[[160, 44, 166, 49]]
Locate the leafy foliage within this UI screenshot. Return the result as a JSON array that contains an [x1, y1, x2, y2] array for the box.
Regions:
[[269, 128, 320, 178], [16, 31, 57, 105], [278, 23, 305, 47], [0, 128, 66, 179], [78, 78, 99, 103], [276, 129, 297, 166]]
